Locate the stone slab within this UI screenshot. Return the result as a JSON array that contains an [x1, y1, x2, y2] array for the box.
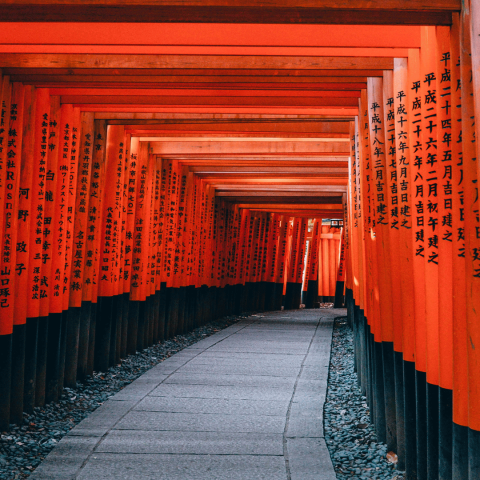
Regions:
[[115, 410, 287, 434], [163, 372, 296, 389], [149, 383, 294, 401], [96, 430, 284, 455], [287, 437, 336, 480], [76, 453, 287, 480], [134, 395, 289, 416]]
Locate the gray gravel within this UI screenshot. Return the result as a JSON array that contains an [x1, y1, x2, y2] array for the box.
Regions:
[[324, 317, 405, 480], [0, 315, 244, 480]]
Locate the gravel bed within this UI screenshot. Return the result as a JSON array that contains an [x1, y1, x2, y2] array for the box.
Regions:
[[324, 316, 405, 480], [0, 314, 244, 480]]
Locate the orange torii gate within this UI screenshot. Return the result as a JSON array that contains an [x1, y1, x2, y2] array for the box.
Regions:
[[1, 2, 480, 479]]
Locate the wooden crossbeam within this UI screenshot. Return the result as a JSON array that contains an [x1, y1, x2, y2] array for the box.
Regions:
[[130, 132, 349, 138], [150, 140, 349, 154], [0, 24, 422, 48], [0, 54, 394, 70], [51, 87, 362, 97], [0, 3, 457, 25], [189, 166, 348, 173]]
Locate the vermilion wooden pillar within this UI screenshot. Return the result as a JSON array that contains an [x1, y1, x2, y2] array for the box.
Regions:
[[304, 219, 320, 308], [0, 76, 14, 429], [85, 120, 107, 374], [460, 6, 480, 478], [435, 25, 455, 480], [95, 125, 124, 372], [449, 14, 469, 480]]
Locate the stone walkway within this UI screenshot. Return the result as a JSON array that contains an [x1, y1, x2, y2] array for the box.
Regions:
[[31, 308, 344, 480]]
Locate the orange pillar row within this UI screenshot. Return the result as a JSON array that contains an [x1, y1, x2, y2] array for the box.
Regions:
[[0, 83, 344, 434], [345, 20, 480, 480]]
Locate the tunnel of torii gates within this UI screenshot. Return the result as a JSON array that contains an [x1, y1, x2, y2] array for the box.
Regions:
[[1, 0, 480, 479]]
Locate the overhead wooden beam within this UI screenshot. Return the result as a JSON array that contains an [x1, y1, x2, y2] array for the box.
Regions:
[[97, 113, 356, 120], [77, 106, 359, 116], [121, 120, 352, 133], [0, 4, 456, 25], [10, 75, 369, 86], [0, 54, 394, 70], [213, 183, 347, 189], [189, 166, 348, 173], [0, 23, 422, 48], [129, 132, 349, 138], [221, 196, 343, 204], [0, 45, 411, 57], [160, 155, 349, 162], [51, 87, 362, 97], [4, 68, 384, 77], [150, 140, 349, 155]]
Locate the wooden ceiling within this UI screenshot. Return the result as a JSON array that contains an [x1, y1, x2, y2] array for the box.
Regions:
[[0, 0, 460, 219]]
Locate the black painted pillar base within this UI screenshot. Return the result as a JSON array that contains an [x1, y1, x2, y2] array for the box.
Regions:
[[158, 287, 167, 342], [64, 308, 80, 389], [216, 285, 224, 319], [304, 280, 318, 309], [137, 299, 147, 351], [145, 295, 153, 347], [382, 342, 397, 452], [35, 316, 49, 407], [94, 296, 113, 373], [416, 370, 428, 480], [394, 350, 406, 472], [439, 387, 452, 480], [345, 288, 354, 328], [257, 282, 266, 312], [194, 286, 202, 329], [150, 295, 155, 344], [10, 324, 26, 424], [263, 281, 275, 311], [333, 280, 345, 308], [120, 292, 130, 358], [77, 302, 91, 381], [284, 282, 302, 310], [235, 284, 241, 314], [243, 282, 252, 313], [273, 283, 283, 311], [452, 422, 468, 480], [210, 286, 218, 321], [404, 360, 417, 480], [58, 312, 68, 398], [197, 285, 210, 327], [468, 428, 480, 480], [427, 382, 439, 480], [366, 323, 375, 423], [23, 317, 38, 414], [127, 300, 139, 355], [178, 287, 187, 335], [45, 313, 62, 404], [110, 294, 122, 366], [0, 333, 12, 431], [166, 287, 179, 339], [152, 291, 160, 344], [87, 303, 97, 377], [189, 286, 197, 331], [223, 284, 230, 316], [359, 309, 367, 397], [352, 304, 360, 381], [373, 340, 387, 444]]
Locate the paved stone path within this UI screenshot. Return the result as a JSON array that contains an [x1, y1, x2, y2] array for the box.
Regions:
[[32, 308, 344, 480]]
